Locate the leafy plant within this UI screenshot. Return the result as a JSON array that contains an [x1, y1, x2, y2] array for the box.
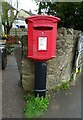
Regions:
[[55, 81, 70, 91], [6, 43, 15, 54], [69, 74, 74, 81], [24, 94, 50, 118]]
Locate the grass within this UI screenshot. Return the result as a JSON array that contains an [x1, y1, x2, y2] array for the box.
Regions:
[[24, 94, 50, 118], [55, 81, 71, 91]]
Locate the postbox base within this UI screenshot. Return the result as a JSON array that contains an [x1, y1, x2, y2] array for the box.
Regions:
[[34, 91, 46, 98], [34, 61, 47, 97]]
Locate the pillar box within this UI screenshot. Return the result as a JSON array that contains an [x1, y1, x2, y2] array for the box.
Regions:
[[25, 15, 60, 61], [25, 15, 60, 97]]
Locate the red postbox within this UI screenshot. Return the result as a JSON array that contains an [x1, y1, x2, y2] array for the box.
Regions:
[[25, 15, 60, 61]]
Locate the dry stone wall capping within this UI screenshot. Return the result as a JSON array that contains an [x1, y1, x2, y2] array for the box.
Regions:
[[20, 27, 80, 92]]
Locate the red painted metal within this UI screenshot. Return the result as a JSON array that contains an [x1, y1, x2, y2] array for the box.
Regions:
[[25, 15, 60, 61]]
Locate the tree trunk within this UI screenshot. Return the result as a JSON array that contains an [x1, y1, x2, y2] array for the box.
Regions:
[[7, 27, 11, 35], [6, 21, 12, 35]]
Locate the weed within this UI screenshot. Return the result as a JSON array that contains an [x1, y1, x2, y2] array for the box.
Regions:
[[69, 74, 74, 81], [24, 94, 50, 118], [55, 81, 70, 91]]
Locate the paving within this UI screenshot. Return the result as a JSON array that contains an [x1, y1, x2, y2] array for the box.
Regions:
[[41, 73, 82, 119], [1, 52, 82, 119], [2, 54, 25, 118]]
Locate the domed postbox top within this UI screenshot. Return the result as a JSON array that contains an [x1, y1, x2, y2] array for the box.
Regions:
[[25, 15, 60, 24]]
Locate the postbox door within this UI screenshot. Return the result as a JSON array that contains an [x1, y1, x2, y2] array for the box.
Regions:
[[33, 22, 54, 60]]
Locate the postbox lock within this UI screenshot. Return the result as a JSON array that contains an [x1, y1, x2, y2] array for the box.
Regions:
[[42, 32, 44, 35]]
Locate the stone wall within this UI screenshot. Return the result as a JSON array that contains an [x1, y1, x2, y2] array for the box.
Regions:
[[21, 28, 80, 92]]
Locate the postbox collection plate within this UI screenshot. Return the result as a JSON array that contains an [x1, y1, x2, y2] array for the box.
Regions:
[[38, 37, 47, 51]]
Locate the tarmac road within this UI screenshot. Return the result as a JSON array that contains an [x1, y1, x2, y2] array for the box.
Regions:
[[2, 54, 25, 118], [41, 72, 82, 119], [0, 50, 2, 119]]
